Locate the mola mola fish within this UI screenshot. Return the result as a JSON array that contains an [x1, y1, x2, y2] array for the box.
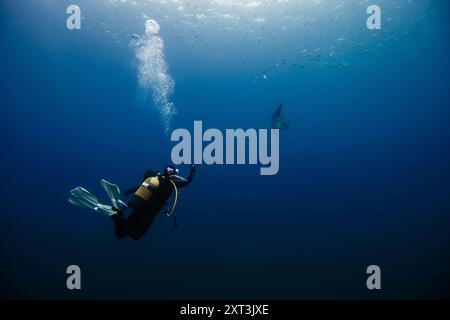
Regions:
[[271, 104, 289, 129]]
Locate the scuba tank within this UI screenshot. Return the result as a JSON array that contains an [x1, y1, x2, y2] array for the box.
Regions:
[[134, 176, 160, 201], [134, 175, 179, 227]]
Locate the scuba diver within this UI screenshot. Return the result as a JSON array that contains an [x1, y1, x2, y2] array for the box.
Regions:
[[68, 165, 196, 240]]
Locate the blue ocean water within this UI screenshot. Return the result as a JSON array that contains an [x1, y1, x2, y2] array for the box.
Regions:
[[1, 0, 449, 299]]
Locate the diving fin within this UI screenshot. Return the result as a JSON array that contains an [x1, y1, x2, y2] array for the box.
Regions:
[[100, 179, 128, 210], [69, 186, 117, 216]]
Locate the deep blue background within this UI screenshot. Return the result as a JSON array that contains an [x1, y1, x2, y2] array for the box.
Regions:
[[1, 0, 449, 299]]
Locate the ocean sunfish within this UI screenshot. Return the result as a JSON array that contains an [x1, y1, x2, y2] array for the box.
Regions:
[[271, 104, 289, 129]]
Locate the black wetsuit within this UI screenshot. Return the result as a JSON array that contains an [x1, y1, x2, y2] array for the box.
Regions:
[[112, 168, 195, 240]]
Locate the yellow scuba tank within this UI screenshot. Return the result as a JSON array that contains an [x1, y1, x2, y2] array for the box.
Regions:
[[134, 174, 179, 225], [134, 176, 160, 201]]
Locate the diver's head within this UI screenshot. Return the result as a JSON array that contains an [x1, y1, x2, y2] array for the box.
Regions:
[[163, 165, 179, 177]]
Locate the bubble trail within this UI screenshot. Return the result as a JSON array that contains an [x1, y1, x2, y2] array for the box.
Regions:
[[132, 19, 176, 134]]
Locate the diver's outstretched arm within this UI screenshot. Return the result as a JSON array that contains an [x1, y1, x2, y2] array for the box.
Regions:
[[173, 165, 196, 188]]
